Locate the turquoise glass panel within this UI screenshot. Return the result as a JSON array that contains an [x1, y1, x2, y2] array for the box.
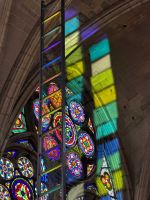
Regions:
[[93, 101, 118, 127], [89, 38, 110, 62], [96, 119, 117, 140], [107, 151, 121, 171], [66, 76, 84, 94], [65, 17, 80, 36], [66, 93, 82, 105]]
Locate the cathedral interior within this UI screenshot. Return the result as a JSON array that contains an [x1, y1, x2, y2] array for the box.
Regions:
[[0, 0, 150, 199]]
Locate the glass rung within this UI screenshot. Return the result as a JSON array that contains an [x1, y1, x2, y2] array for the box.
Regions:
[[43, 56, 61, 68], [42, 89, 61, 101], [40, 184, 61, 197], [43, 26, 60, 38], [41, 164, 62, 176], [42, 72, 61, 85], [42, 40, 61, 53], [42, 106, 62, 117], [43, 11, 61, 24]]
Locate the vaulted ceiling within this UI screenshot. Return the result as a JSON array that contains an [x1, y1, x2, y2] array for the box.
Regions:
[[0, 0, 150, 199]]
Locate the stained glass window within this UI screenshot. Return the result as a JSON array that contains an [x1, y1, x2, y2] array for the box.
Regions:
[[18, 157, 34, 178], [11, 109, 27, 134], [0, 184, 11, 200], [0, 158, 14, 180], [11, 178, 34, 200]]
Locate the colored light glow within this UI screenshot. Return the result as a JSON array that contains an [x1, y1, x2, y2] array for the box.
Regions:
[[65, 9, 77, 21], [91, 68, 114, 93], [81, 25, 99, 41], [65, 17, 80, 36], [93, 85, 117, 108], [91, 54, 111, 76], [66, 60, 84, 81], [96, 119, 117, 140]]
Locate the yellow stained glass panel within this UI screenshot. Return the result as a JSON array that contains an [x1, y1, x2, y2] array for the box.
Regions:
[[91, 68, 114, 92], [66, 61, 84, 81], [93, 85, 116, 108]]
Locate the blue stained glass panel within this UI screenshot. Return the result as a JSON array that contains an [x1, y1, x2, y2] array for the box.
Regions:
[[116, 191, 123, 199], [99, 195, 111, 200], [105, 138, 120, 156]]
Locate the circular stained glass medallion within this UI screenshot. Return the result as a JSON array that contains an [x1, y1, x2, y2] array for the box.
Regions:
[[48, 82, 59, 95], [53, 112, 77, 147], [18, 157, 34, 178], [43, 135, 60, 161], [0, 184, 11, 200], [65, 115, 77, 147], [33, 100, 51, 132], [47, 146, 60, 161], [53, 112, 62, 142], [69, 101, 85, 124], [0, 157, 14, 180], [11, 178, 34, 200], [34, 99, 50, 120], [66, 152, 83, 179], [42, 114, 51, 132], [78, 131, 95, 158]]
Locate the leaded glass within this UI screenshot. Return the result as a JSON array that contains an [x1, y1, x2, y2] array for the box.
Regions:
[[0, 157, 14, 180], [0, 184, 11, 200], [18, 157, 34, 178], [11, 178, 34, 200]]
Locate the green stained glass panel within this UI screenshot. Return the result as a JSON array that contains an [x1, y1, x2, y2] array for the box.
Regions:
[[96, 118, 117, 140], [93, 101, 118, 127]]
